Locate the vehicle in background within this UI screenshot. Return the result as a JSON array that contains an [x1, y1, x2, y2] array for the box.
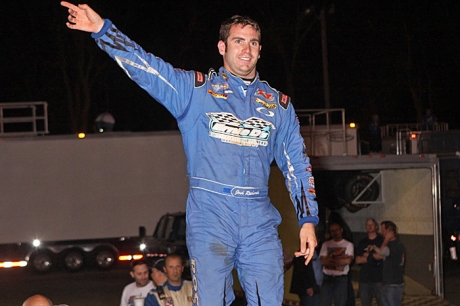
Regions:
[[0, 212, 187, 273]]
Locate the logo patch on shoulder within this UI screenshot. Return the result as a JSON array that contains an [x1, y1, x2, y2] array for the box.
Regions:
[[254, 98, 277, 109], [255, 89, 275, 101], [194, 71, 205, 87], [207, 89, 228, 99], [278, 92, 291, 110]]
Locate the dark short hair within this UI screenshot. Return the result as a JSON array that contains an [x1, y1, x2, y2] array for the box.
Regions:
[[328, 222, 342, 231], [381, 220, 397, 234], [165, 253, 184, 265], [151, 258, 166, 272], [130, 259, 148, 271], [219, 15, 261, 44]]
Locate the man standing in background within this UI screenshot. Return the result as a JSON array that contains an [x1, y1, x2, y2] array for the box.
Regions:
[[145, 254, 192, 306], [120, 259, 154, 306], [355, 218, 384, 306], [319, 222, 354, 306], [371, 221, 405, 306]]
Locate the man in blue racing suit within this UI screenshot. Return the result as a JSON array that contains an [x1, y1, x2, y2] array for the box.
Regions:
[[61, 2, 319, 305]]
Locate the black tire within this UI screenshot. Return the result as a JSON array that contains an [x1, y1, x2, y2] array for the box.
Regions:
[[63, 249, 84, 272], [344, 173, 379, 201], [94, 248, 117, 270], [342, 173, 379, 213], [30, 252, 54, 273]]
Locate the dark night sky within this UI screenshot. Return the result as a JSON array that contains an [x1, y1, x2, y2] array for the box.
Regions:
[[1, 0, 460, 135]]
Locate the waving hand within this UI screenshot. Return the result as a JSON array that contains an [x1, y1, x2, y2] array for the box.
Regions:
[[60, 1, 104, 33]]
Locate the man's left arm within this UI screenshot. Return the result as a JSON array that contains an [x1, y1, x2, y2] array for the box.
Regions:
[[273, 97, 319, 264]]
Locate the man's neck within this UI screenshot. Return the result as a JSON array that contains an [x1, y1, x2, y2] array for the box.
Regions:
[[225, 69, 256, 84], [368, 232, 377, 239], [168, 279, 182, 287]]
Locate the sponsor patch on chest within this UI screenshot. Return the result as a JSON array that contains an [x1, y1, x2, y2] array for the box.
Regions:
[[206, 112, 275, 147]]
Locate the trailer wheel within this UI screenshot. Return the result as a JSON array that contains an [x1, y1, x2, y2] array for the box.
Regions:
[[63, 250, 84, 272], [30, 252, 53, 273], [95, 248, 117, 270], [342, 173, 379, 213]]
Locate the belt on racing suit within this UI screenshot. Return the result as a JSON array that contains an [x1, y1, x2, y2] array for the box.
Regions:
[[189, 177, 269, 198]]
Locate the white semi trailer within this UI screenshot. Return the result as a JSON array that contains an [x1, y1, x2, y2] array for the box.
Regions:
[[0, 131, 189, 271]]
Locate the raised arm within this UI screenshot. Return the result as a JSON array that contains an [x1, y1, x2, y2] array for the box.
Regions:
[[371, 231, 393, 257], [60, 1, 104, 33]]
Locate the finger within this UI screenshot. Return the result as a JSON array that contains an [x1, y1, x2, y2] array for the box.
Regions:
[[300, 236, 307, 254], [304, 244, 314, 265], [60, 1, 79, 11], [61, 1, 78, 10], [294, 249, 310, 258], [65, 22, 78, 30]]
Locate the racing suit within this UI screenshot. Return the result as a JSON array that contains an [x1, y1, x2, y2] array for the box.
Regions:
[[92, 20, 319, 306]]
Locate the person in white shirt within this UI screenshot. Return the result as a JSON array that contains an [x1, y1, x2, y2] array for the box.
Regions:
[[319, 222, 354, 306], [120, 259, 154, 306]]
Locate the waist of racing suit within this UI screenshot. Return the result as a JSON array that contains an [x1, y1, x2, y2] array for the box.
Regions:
[[189, 177, 269, 198]]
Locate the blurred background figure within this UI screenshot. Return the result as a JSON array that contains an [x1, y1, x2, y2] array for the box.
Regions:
[[290, 248, 323, 306], [355, 218, 384, 306], [22, 294, 53, 306], [319, 222, 354, 306], [120, 259, 154, 306], [95, 111, 115, 132], [369, 114, 381, 153], [422, 108, 437, 130], [150, 258, 168, 286]]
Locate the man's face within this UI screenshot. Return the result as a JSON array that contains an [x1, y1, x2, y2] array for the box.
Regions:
[[365, 220, 378, 234], [329, 224, 343, 241], [218, 24, 261, 79], [380, 224, 388, 236], [164, 257, 184, 284], [130, 264, 150, 287], [151, 267, 168, 286]]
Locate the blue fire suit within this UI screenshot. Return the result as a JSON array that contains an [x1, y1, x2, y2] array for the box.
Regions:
[[92, 20, 319, 306]]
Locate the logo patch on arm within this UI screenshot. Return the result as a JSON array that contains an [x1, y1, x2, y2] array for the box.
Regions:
[[278, 92, 291, 110], [194, 71, 206, 88]]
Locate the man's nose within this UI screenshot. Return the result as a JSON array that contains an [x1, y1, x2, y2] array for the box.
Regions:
[[241, 42, 250, 52]]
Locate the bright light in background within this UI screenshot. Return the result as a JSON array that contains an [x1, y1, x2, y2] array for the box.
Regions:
[[32, 239, 41, 247], [139, 243, 146, 251], [410, 133, 417, 139], [118, 254, 144, 261], [0, 261, 27, 268], [349, 123, 356, 128], [78, 133, 86, 139]]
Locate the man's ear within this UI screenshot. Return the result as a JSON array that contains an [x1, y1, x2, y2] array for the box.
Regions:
[[218, 40, 226, 55], [130, 271, 134, 279]]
